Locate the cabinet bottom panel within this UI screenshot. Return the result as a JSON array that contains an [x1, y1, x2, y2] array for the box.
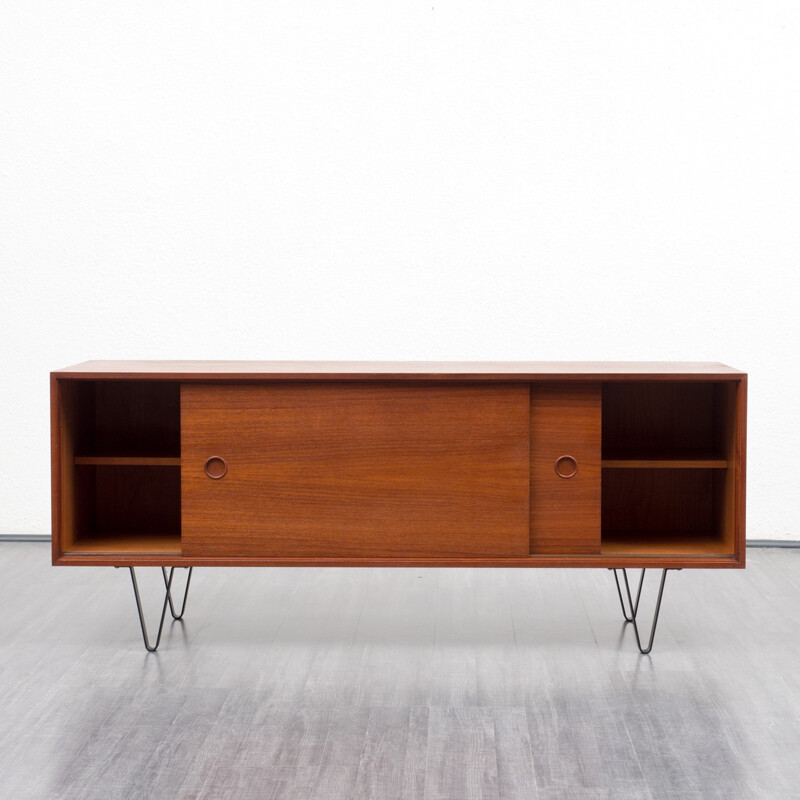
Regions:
[[54, 553, 744, 568]]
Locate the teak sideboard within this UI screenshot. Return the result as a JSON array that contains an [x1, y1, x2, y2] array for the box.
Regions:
[[50, 361, 747, 652]]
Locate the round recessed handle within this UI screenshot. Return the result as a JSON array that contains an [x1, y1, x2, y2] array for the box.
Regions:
[[204, 456, 227, 480], [555, 455, 578, 479]]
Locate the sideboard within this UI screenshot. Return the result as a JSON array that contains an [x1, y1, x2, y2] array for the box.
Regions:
[[50, 361, 747, 652]]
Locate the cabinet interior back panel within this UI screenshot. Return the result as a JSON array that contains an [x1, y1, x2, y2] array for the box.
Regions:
[[181, 382, 531, 558]]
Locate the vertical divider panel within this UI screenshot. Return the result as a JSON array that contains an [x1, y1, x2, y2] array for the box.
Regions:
[[530, 383, 601, 555]]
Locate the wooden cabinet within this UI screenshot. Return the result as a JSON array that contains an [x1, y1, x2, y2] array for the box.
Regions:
[[51, 361, 746, 569]]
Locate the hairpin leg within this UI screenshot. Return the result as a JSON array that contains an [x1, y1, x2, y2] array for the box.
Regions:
[[163, 566, 192, 620], [610, 568, 669, 655], [612, 567, 646, 622], [128, 567, 193, 651]]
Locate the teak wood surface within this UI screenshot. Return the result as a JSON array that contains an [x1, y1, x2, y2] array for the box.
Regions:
[[54, 360, 745, 380], [529, 383, 601, 555], [50, 362, 747, 569], [181, 383, 530, 559]]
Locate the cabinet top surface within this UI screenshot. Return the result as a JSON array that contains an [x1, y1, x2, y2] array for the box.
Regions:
[[53, 360, 746, 380]]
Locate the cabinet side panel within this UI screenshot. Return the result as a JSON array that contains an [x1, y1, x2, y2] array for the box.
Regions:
[[59, 382, 76, 551], [55, 380, 93, 554], [715, 382, 736, 555], [181, 382, 530, 558], [50, 375, 62, 562], [711, 379, 747, 562], [735, 377, 747, 562], [530, 383, 601, 554]]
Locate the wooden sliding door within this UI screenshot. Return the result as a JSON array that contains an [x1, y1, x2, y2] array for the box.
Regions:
[[530, 383, 601, 554], [181, 382, 530, 558]]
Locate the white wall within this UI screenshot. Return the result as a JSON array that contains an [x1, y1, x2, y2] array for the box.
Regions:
[[1, 1, 798, 539]]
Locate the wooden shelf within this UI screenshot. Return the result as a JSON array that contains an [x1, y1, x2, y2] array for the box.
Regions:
[[65, 533, 181, 555], [602, 457, 727, 469], [601, 532, 733, 555], [74, 455, 180, 466]]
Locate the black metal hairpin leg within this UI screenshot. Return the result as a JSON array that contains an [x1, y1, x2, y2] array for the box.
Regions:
[[163, 566, 192, 620], [610, 568, 668, 655], [128, 567, 193, 651]]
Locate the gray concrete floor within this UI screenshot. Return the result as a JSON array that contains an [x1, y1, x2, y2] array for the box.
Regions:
[[1, 542, 799, 799]]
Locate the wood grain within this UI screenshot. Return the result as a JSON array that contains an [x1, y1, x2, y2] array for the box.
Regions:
[[50, 374, 60, 562], [716, 382, 738, 557], [734, 376, 747, 564], [530, 383, 601, 555], [53, 553, 742, 568], [603, 381, 720, 457], [181, 382, 530, 559], [51, 379, 182, 560], [50, 367, 747, 569], [51, 374, 66, 560], [601, 533, 730, 555], [53, 360, 746, 380], [94, 465, 180, 537], [74, 456, 181, 466], [602, 468, 715, 534], [601, 468, 734, 555], [714, 377, 747, 563], [63, 533, 181, 554], [92, 380, 180, 455], [600, 379, 745, 559], [53, 380, 93, 554], [601, 457, 727, 469]]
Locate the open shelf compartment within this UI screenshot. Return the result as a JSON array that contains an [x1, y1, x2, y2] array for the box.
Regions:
[[601, 467, 734, 555], [57, 380, 181, 555], [64, 464, 181, 554], [65, 379, 180, 460], [600, 380, 739, 557], [602, 381, 735, 464]]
